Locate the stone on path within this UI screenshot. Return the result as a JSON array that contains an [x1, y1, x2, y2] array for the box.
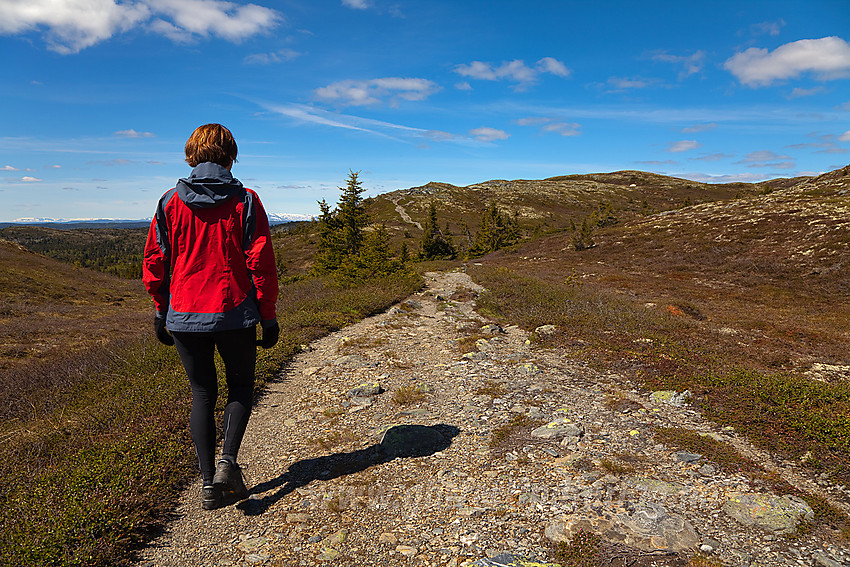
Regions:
[[379, 424, 451, 458], [722, 493, 814, 534], [531, 418, 583, 441], [545, 500, 698, 552], [650, 390, 691, 407], [346, 381, 383, 398]]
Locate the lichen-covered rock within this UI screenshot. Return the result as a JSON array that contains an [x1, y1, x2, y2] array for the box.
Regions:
[[534, 324, 557, 335], [531, 418, 583, 440], [545, 501, 698, 552], [346, 381, 382, 398], [650, 390, 691, 406], [722, 493, 815, 534]]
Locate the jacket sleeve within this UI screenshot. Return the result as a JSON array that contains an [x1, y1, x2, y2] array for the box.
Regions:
[[244, 192, 279, 321], [142, 199, 171, 314]]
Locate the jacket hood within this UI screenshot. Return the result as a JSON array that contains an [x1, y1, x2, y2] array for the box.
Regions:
[[176, 162, 244, 208]]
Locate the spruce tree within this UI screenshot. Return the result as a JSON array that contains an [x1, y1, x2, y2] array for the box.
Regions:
[[420, 201, 456, 260], [314, 171, 369, 274]]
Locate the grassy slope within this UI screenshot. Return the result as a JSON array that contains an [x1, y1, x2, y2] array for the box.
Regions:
[[467, 165, 850, 506]]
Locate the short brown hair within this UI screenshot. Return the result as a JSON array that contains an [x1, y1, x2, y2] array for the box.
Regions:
[[184, 123, 238, 167]]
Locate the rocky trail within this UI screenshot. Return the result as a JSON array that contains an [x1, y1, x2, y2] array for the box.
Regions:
[[137, 271, 850, 567]]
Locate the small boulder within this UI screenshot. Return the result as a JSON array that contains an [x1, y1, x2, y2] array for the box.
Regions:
[[722, 493, 814, 534], [531, 418, 583, 441], [346, 382, 383, 398]]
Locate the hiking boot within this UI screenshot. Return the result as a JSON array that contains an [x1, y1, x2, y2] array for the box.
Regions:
[[213, 458, 249, 501], [201, 485, 222, 510]]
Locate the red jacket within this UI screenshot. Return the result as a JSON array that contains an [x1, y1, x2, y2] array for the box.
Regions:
[[143, 162, 278, 332]]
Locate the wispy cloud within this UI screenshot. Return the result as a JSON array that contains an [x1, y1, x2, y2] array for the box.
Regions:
[[115, 129, 154, 138], [516, 117, 580, 136], [750, 19, 785, 37], [682, 123, 718, 133], [635, 160, 678, 166], [0, 0, 282, 54], [788, 87, 826, 99], [603, 76, 664, 92], [341, 0, 370, 8], [314, 77, 440, 106], [667, 140, 701, 153], [244, 48, 301, 65], [469, 127, 509, 142], [1, 165, 20, 171], [454, 57, 570, 90], [690, 153, 733, 162], [839, 130, 850, 142], [681, 172, 777, 183], [736, 150, 794, 169], [89, 159, 135, 166], [262, 102, 481, 146], [652, 50, 706, 79], [724, 36, 850, 87], [21, 176, 42, 182]]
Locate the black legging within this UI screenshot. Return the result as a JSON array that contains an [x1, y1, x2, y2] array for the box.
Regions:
[[172, 327, 256, 485]]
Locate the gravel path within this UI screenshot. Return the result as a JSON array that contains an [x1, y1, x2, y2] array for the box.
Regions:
[[136, 271, 850, 567]]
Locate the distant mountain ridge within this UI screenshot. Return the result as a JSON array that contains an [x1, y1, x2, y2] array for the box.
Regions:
[[1, 212, 313, 229]]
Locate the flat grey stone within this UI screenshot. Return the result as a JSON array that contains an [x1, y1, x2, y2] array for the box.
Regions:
[[674, 451, 702, 463], [545, 500, 698, 552]]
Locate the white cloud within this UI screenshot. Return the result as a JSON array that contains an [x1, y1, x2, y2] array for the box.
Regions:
[[838, 130, 850, 142], [537, 57, 570, 77], [724, 36, 850, 87], [0, 0, 149, 53], [314, 77, 439, 106], [652, 50, 706, 79], [1, 165, 20, 171], [454, 57, 569, 89], [454, 82, 472, 91], [0, 0, 281, 53], [21, 176, 42, 182], [244, 48, 300, 65], [682, 123, 717, 133], [145, 0, 281, 43], [115, 129, 155, 138], [342, 0, 370, 8], [667, 140, 701, 153], [469, 127, 509, 142]]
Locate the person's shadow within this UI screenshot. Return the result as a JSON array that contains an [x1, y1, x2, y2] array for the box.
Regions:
[[237, 423, 461, 516]]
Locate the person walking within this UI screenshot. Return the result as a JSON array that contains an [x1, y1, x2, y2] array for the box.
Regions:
[[143, 123, 280, 510]]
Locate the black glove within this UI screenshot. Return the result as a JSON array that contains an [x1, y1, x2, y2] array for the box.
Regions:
[[258, 319, 279, 349], [154, 316, 174, 346]]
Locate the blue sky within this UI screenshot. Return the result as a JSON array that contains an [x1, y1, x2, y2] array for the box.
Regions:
[[2, 0, 850, 222]]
